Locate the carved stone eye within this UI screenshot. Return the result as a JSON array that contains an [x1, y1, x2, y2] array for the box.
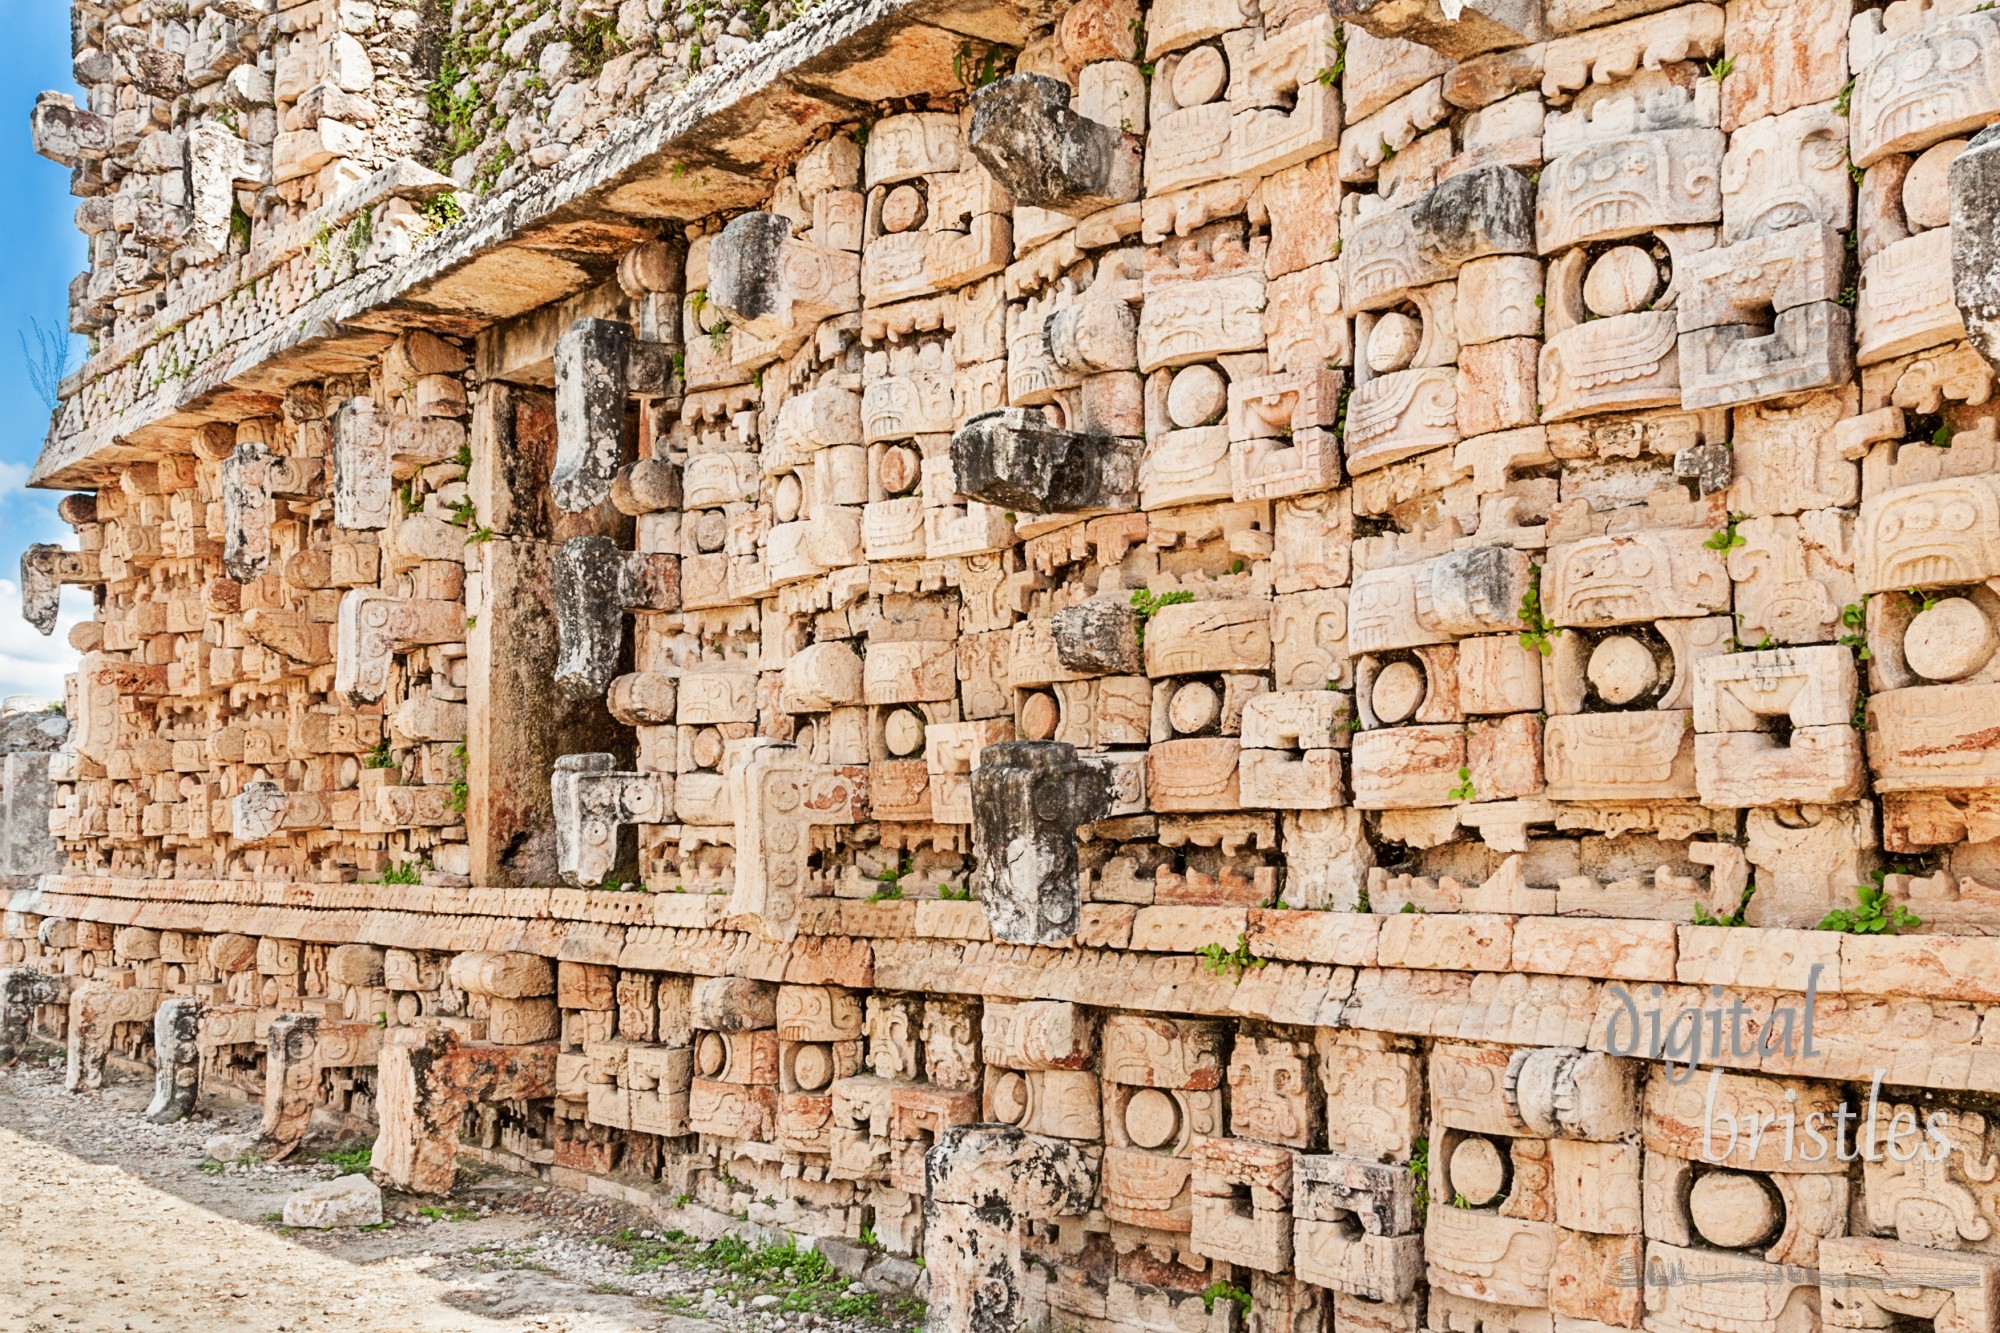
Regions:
[[1167, 364, 1227, 429], [990, 1070, 1029, 1124], [1371, 660, 1424, 724], [1587, 635, 1659, 706], [1367, 313, 1421, 374], [1446, 1135, 1508, 1207], [1688, 1170, 1783, 1249], [883, 708, 926, 757], [1940, 36, 1979, 73], [791, 1042, 834, 1092], [1124, 1087, 1180, 1149], [1171, 47, 1226, 108], [1905, 597, 1996, 682]]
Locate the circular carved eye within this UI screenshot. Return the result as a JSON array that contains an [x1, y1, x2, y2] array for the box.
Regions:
[[791, 1042, 834, 1092], [878, 445, 922, 495], [1168, 680, 1221, 735], [1167, 364, 1227, 429], [1905, 597, 1996, 682], [1171, 46, 1227, 107], [696, 1031, 727, 1078], [883, 708, 926, 757], [1940, 36, 1979, 73], [1371, 660, 1425, 724], [1366, 313, 1421, 374], [1124, 1087, 1181, 1150], [990, 1070, 1030, 1125], [773, 474, 804, 523], [1689, 1171, 1783, 1250], [880, 184, 926, 234], [1587, 635, 1659, 706], [1942, 500, 1979, 532], [1019, 691, 1059, 740], [1583, 246, 1659, 318], [1446, 1136, 1508, 1208]]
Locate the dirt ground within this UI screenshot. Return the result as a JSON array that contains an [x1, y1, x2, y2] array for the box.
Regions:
[[0, 1053, 922, 1333]]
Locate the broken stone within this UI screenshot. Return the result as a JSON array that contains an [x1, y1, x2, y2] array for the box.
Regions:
[[971, 741, 1117, 945], [1329, 0, 1545, 59], [950, 408, 1140, 514], [143, 997, 203, 1124], [551, 535, 681, 701], [924, 1124, 1099, 1333], [18, 544, 98, 635], [282, 1174, 383, 1229], [0, 968, 67, 1065], [1052, 599, 1144, 675], [967, 74, 1140, 215], [1412, 164, 1536, 269], [1952, 123, 2000, 369], [551, 753, 670, 888], [552, 319, 632, 514]]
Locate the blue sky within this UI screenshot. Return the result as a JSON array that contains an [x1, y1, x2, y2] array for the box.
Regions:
[[0, 1, 88, 703]]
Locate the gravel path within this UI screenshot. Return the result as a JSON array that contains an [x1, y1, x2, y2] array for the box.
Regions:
[[0, 1055, 921, 1333]]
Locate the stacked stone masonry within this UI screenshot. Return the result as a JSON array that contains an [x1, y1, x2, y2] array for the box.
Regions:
[[23, 0, 2000, 1328]]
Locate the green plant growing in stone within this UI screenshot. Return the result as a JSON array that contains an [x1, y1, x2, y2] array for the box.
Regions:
[[1818, 873, 1922, 934], [1196, 932, 1266, 983], [1130, 588, 1193, 647], [1200, 1282, 1253, 1317], [1517, 566, 1562, 656]]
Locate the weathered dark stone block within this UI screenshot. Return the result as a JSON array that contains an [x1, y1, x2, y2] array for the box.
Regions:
[[970, 741, 1116, 945], [1052, 599, 1143, 675], [1955, 124, 2000, 369], [968, 74, 1140, 216], [950, 408, 1140, 515], [1413, 164, 1536, 268], [552, 535, 681, 701], [924, 1124, 1099, 1333], [145, 997, 204, 1123], [706, 211, 792, 331], [552, 319, 633, 513], [0, 967, 67, 1065], [18, 543, 97, 636]]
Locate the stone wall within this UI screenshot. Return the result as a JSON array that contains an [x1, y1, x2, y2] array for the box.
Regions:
[[20, 0, 2000, 1327]]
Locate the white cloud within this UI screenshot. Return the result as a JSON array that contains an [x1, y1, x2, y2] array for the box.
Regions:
[[0, 460, 29, 494], [0, 577, 84, 704]]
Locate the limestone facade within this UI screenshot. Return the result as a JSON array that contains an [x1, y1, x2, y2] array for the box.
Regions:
[[18, 0, 2000, 1327]]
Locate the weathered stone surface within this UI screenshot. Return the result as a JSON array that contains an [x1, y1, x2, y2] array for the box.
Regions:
[[1953, 123, 2000, 369], [282, 1175, 383, 1229], [1412, 164, 1536, 268], [968, 74, 1140, 215], [950, 408, 1140, 514], [551, 754, 669, 888], [971, 742, 1116, 945], [551, 535, 680, 701], [1052, 599, 1144, 675], [1330, 0, 1545, 58], [143, 998, 204, 1124]]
